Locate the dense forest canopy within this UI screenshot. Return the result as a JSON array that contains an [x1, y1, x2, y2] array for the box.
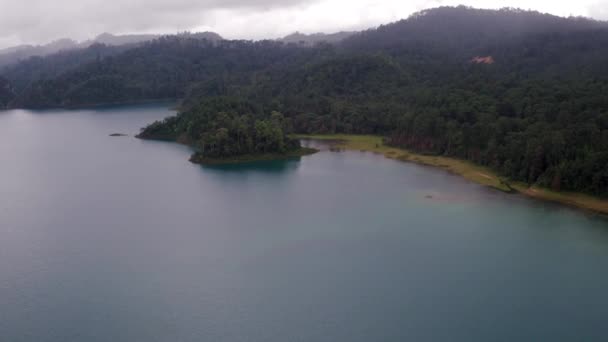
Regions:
[[137, 97, 303, 162], [0, 43, 141, 92], [2, 6, 608, 195], [0, 77, 14, 107], [4, 37, 329, 108]]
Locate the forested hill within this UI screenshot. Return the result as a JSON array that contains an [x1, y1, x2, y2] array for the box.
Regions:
[[0, 77, 14, 108], [343, 7, 607, 51], [3, 6, 608, 195], [1, 43, 142, 93], [0, 32, 223, 69], [5, 37, 322, 108], [8, 6, 608, 109]]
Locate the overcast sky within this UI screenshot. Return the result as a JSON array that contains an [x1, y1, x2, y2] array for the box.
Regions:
[[1, 0, 608, 48]]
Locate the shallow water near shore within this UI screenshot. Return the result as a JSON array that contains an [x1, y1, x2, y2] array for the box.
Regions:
[[1, 105, 608, 341]]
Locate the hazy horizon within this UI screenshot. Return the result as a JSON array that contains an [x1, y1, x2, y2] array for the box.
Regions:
[[1, 0, 608, 49]]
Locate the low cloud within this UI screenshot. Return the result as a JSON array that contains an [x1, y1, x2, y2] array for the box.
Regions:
[[0, 0, 314, 46], [0, 0, 607, 48], [588, 0, 608, 19]]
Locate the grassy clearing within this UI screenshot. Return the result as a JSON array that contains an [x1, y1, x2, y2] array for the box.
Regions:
[[295, 134, 608, 215]]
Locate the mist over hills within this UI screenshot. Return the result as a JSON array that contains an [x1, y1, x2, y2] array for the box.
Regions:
[[2, 6, 608, 196], [278, 31, 356, 46], [0, 29, 353, 69], [0, 31, 223, 68], [4, 6, 608, 108], [0, 29, 357, 69], [0, 38, 79, 68]]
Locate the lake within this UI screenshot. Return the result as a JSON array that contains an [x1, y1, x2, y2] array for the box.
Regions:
[[1, 104, 608, 341]]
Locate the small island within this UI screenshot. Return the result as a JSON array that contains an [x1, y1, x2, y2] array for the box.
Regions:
[[109, 133, 128, 137], [137, 97, 318, 165]]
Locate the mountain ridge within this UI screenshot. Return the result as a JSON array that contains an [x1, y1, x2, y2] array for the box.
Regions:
[[278, 31, 355, 46], [0, 31, 223, 68]]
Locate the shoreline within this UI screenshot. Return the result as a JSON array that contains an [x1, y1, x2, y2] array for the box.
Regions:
[[135, 133, 319, 166], [137, 134, 318, 165], [7, 98, 179, 111], [295, 134, 608, 216]]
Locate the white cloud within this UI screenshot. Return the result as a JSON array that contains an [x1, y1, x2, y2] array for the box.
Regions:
[[437, 0, 595, 17], [196, 0, 456, 39], [0, 0, 606, 48], [0, 0, 313, 46], [588, 0, 608, 19], [196, 0, 606, 40]]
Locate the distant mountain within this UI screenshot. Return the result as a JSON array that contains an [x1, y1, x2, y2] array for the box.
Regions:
[[0, 38, 80, 68], [1, 43, 139, 91], [179, 32, 223, 42], [86, 33, 160, 46], [0, 38, 79, 55], [10, 6, 608, 110], [343, 6, 608, 52], [0, 31, 225, 93], [85, 31, 222, 46], [0, 31, 223, 69], [5, 34, 289, 108], [279, 31, 355, 45]]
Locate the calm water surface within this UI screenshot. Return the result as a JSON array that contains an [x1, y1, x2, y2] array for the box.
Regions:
[[1, 105, 608, 341]]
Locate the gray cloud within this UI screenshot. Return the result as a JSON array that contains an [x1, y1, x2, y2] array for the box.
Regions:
[[589, 1, 608, 19], [0, 0, 315, 46], [0, 0, 607, 48]]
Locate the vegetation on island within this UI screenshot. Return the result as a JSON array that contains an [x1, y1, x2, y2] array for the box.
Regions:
[[137, 97, 316, 164], [1, 6, 608, 200]]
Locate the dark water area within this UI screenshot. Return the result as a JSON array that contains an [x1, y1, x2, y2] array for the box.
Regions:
[[1, 105, 608, 341]]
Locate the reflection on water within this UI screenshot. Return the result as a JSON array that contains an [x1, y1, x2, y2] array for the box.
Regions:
[[201, 158, 303, 174], [300, 139, 338, 151]]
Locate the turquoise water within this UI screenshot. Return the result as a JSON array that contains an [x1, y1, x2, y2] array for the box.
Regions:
[[1, 105, 608, 341]]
